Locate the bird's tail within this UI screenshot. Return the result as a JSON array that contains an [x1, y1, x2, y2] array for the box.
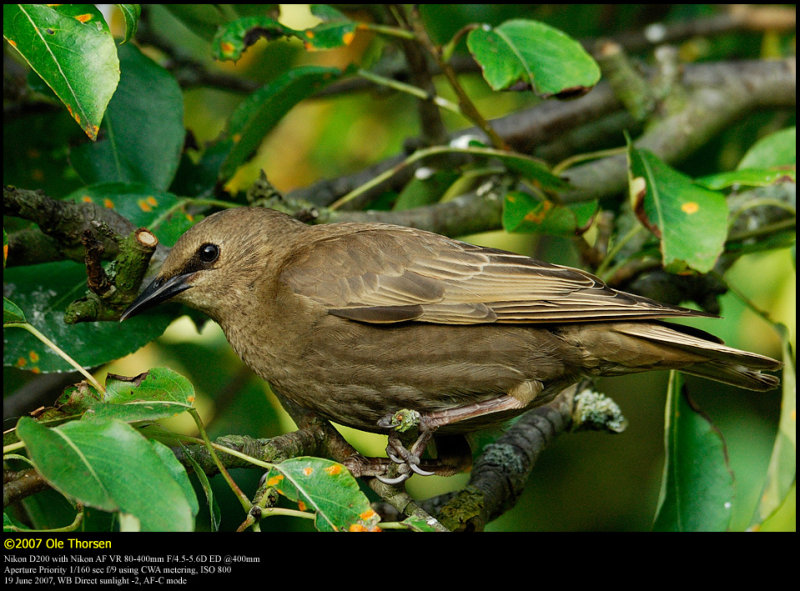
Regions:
[[612, 322, 782, 391]]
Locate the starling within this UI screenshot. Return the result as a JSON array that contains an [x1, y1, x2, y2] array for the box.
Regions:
[[121, 207, 781, 481]]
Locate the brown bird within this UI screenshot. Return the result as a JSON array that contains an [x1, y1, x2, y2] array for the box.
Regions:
[[121, 207, 781, 482]]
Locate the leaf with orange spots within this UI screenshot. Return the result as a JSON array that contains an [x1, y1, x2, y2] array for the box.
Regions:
[[66, 183, 193, 247], [211, 16, 295, 61], [263, 457, 380, 532], [3, 108, 87, 196], [2, 4, 119, 140], [210, 6, 357, 61], [3, 259, 175, 373], [300, 4, 358, 51], [627, 143, 728, 274], [4, 182, 194, 374]]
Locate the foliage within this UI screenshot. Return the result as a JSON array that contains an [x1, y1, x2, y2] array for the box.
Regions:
[[3, 4, 795, 533]]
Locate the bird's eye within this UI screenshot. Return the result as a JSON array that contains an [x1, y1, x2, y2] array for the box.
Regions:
[[198, 243, 219, 264]]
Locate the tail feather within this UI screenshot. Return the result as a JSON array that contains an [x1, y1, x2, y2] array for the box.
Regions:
[[615, 322, 782, 392], [679, 360, 781, 392]]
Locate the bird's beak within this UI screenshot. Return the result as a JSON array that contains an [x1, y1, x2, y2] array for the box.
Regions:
[[120, 272, 194, 321]]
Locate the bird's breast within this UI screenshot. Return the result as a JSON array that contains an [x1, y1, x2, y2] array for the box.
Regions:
[[225, 307, 581, 432]]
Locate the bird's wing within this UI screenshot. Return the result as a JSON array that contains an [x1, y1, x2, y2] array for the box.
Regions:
[[281, 225, 704, 325]]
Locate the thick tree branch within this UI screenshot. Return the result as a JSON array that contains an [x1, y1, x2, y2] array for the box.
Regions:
[[4, 186, 137, 266], [426, 381, 626, 531], [3, 469, 49, 508]]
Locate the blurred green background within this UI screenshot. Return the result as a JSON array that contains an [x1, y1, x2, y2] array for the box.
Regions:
[[4, 4, 795, 531]]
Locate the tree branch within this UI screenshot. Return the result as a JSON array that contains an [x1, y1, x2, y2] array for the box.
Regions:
[[3, 186, 138, 266], [288, 58, 794, 222], [425, 381, 626, 531]]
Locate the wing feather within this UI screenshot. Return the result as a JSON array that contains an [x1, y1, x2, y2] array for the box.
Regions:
[[281, 224, 706, 325]]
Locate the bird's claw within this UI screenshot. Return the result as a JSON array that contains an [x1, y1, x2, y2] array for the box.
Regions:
[[375, 410, 437, 483], [375, 472, 411, 485], [375, 452, 435, 484], [410, 463, 435, 477]]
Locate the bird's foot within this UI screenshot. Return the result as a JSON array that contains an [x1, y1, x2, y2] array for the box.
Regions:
[[376, 409, 436, 484], [375, 397, 529, 484]]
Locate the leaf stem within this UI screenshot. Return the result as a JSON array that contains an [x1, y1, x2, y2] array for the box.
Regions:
[[355, 68, 462, 115], [148, 198, 239, 232], [553, 146, 628, 176], [727, 217, 795, 243], [441, 24, 479, 62], [188, 408, 252, 513], [405, 6, 507, 149], [360, 22, 416, 41], [595, 223, 645, 280], [329, 144, 547, 210], [5, 505, 85, 533]]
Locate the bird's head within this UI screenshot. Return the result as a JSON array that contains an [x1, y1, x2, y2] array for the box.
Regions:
[[120, 207, 305, 322]]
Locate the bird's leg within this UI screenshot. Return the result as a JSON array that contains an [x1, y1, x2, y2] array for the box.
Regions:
[[377, 381, 542, 483]]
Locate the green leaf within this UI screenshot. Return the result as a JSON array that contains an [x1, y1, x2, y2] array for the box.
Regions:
[[653, 372, 734, 532], [86, 368, 196, 422], [738, 126, 796, 169], [212, 15, 295, 61], [17, 416, 197, 531], [3, 4, 120, 140], [495, 152, 569, 192], [503, 190, 598, 236], [627, 144, 728, 273], [696, 127, 797, 190], [115, 4, 141, 44], [218, 66, 341, 181], [4, 297, 26, 325], [750, 325, 795, 529], [150, 439, 200, 520], [3, 261, 172, 373], [302, 4, 358, 50], [211, 9, 356, 61], [264, 457, 380, 532], [467, 19, 600, 97], [2, 108, 87, 197], [69, 43, 184, 191]]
